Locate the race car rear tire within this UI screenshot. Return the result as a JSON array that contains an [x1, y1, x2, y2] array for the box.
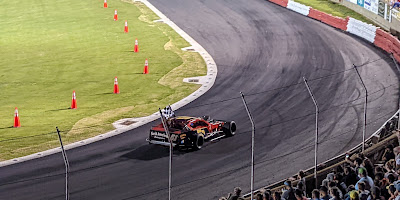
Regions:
[[194, 134, 204, 150], [223, 121, 237, 137]]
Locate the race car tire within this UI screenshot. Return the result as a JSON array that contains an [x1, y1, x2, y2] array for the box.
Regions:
[[223, 121, 237, 137], [194, 134, 204, 150]]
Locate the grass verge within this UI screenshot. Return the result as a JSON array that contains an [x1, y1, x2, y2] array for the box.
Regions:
[[0, 0, 206, 160]]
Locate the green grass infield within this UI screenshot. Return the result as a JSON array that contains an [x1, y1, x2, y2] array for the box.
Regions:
[[0, 0, 206, 160]]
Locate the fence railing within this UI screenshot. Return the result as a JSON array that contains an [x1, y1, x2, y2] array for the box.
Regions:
[[243, 108, 400, 199]]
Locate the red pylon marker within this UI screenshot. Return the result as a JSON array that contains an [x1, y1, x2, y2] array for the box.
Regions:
[[114, 77, 120, 94], [14, 107, 21, 128], [143, 59, 149, 74], [71, 91, 77, 109], [134, 38, 139, 52], [104, 0, 108, 8], [114, 10, 118, 21], [124, 20, 129, 33]]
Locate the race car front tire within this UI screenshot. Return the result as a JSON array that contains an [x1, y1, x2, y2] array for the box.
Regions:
[[223, 121, 237, 137]]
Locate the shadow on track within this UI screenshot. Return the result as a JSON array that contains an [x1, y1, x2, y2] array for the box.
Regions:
[[121, 144, 194, 160]]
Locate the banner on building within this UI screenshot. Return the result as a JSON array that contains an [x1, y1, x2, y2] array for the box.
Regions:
[[364, 0, 379, 14], [378, 0, 386, 18], [358, 0, 365, 7]]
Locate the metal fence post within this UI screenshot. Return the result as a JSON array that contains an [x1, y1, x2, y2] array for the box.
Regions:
[[56, 127, 70, 200], [159, 109, 172, 200], [303, 77, 319, 189], [240, 92, 255, 200], [353, 64, 367, 153]]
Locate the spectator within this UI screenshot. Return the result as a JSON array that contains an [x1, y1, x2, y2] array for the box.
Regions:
[[227, 187, 244, 200], [391, 0, 400, 10], [382, 145, 395, 162], [388, 173, 397, 184], [330, 187, 342, 200], [350, 190, 360, 200], [363, 159, 375, 180], [354, 158, 364, 171], [329, 182, 343, 199], [355, 168, 374, 191], [321, 186, 331, 200], [375, 166, 384, 176], [311, 189, 321, 200], [358, 182, 371, 200], [297, 170, 306, 195], [283, 180, 296, 200], [393, 181, 400, 200], [322, 179, 330, 188], [345, 156, 364, 171], [273, 191, 282, 200], [345, 186, 356, 200], [343, 166, 358, 188], [264, 190, 272, 200], [368, 186, 385, 200], [387, 184, 396, 200], [348, 185, 356, 193], [374, 172, 389, 199], [337, 165, 345, 175], [385, 160, 397, 178], [394, 147, 400, 168], [256, 193, 263, 200], [384, 178, 395, 200], [374, 172, 384, 185], [327, 172, 335, 183], [295, 189, 308, 200]]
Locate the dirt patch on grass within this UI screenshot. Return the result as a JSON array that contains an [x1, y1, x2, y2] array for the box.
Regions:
[[134, 1, 158, 24], [158, 40, 205, 88], [68, 106, 135, 135]]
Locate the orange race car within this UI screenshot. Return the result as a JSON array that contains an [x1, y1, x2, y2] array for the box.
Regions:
[[147, 116, 236, 150]]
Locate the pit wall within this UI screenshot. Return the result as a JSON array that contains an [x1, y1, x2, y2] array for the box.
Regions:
[[268, 0, 400, 63]]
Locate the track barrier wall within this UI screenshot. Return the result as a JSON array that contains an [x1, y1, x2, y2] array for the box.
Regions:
[[269, 0, 288, 8], [375, 29, 400, 62], [268, 0, 400, 63], [287, 1, 310, 16], [308, 8, 349, 31], [347, 17, 377, 43]]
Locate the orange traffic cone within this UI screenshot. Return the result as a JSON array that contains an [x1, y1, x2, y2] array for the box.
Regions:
[[143, 59, 149, 74], [14, 107, 21, 128], [114, 77, 120, 94], [104, 0, 108, 8], [134, 38, 139, 52], [114, 10, 118, 21], [71, 91, 77, 109], [124, 20, 129, 33]]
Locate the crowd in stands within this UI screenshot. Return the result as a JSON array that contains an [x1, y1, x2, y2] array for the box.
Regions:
[[220, 141, 400, 200], [391, 0, 400, 10]]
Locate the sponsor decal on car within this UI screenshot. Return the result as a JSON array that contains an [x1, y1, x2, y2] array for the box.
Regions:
[[150, 131, 168, 138], [170, 134, 179, 142]]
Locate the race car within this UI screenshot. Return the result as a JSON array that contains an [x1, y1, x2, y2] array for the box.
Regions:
[[147, 116, 236, 150]]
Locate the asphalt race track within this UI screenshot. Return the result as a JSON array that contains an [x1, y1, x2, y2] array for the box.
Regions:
[[1, 0, 399, 199]]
